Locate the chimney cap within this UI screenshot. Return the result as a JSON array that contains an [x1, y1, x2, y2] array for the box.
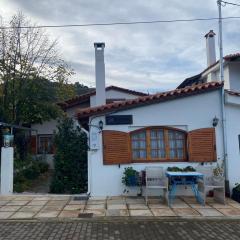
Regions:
[[205, 30, 216, 38], [94, 42, 105, 49]]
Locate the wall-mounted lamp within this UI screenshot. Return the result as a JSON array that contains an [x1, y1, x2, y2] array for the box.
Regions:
[[88, 120, 104, 132], [212, 116, 219, 127], [98, 120, 104, 131]]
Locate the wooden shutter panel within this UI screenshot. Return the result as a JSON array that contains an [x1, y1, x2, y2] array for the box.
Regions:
[[30, 135, 37, 154], [102, 130, 131, 165], [188, 128, 217, 162]]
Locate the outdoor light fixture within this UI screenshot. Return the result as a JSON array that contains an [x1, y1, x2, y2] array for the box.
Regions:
[[2, 128, 14, 147], [88, 120, 104, 132], [98, 120, 104, 131], [212, 116, 219, 127]]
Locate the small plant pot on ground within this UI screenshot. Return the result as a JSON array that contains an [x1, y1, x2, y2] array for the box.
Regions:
[[122, 167, 140, 187]]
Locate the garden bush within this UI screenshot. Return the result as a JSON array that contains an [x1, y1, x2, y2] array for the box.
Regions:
[[13, 156, 50, 192], [50, 117, 88, 194]]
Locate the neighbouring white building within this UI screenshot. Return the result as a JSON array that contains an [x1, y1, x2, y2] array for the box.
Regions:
[[75, 30, 240, 197]]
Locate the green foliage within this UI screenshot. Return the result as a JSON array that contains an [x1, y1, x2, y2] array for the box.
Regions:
[[14, 156, 50, 193], [122, 167, 140, 186], [167, 166, 196, 172], [183, 166, 196, 172], [234, 183, 240, 192], [50, 117, 88, 194], [38, 161, 49, 174], [167, 166, 183, 172]]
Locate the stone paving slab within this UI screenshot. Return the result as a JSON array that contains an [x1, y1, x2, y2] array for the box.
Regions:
[[189, 203, 212, 209], [128, 204, 149, 210], [107, 204, 127, 210], [151, 208, 176, 216], [63, 205, 85, 211], [196, 208, 224, 217], [35, 211, 59, 218], [19, 205, 43, 212], [27, 200, 48, 206], [10, 212, 36, 219], [0, 206, 22, 212], [41, 205, 64, 211], [106, 209, 129, 216], [217, 208, 240, 216], [148, 203, 169, 209], [173, 208, 201, 217], [6, 200, 29, 206], [0, 201, 9, 206], [83, 209, 105, 217], [129, 209, 153, 216], [86, 204, 105, 210], [58, 210, 81, 218], [0, 195, 239, 219]]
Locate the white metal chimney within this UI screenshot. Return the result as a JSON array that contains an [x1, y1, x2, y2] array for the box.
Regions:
[[94, 42, 106, 106], [205, 30, 216, 67]]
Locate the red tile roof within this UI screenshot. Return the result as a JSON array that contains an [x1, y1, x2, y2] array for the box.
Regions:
[[76, 81, 223, 119], [178, 53, 240, 89], [202, 53, 240, 75], [225, 89, 240, 97], [224, 53, 240, 61], [58, 85, 147, 109]]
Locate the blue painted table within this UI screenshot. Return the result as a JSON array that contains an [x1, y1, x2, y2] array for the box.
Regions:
[[166, 171, 204, 206]]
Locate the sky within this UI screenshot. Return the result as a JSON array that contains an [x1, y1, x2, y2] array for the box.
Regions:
[[1, 0, 240, 93]]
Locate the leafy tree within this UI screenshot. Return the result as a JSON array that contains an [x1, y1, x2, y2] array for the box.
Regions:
[[16, 75, 62, 124], [0, 12, 74, 124], [74, 82, 92, 95], [50, 118, 88, 194]]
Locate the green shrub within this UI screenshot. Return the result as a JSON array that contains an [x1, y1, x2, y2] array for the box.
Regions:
[[167, 166, 196, 172], [13, 156, 50, 192], [38, 161, 49, 173], [50, 117, 88, 194]]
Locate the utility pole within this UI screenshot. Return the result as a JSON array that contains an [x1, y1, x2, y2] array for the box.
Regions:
[[217, 0, 229, 195], [218, 0, 224, 82]]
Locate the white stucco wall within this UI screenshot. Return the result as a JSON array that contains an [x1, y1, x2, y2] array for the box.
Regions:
[[32, 119, 58, 135], [225, 98, 240, 190], [88, 90, 224, 197], [90, 89, 141, 106], [228, 62, 240, 91], [205, 65, 231, 89]]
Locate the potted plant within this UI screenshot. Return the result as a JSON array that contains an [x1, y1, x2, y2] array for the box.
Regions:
[[122, 167, 140, 187], [232, 183, 240, 203], [213, 162, 224, 183]]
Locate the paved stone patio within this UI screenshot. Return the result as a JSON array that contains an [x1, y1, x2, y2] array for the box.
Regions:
[[0, 219, 240, 239], [0, 195, 239, 219]]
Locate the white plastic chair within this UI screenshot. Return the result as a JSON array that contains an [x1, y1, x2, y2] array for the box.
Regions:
[[196, 166, 225, 205], [145, 167, 169, 205]]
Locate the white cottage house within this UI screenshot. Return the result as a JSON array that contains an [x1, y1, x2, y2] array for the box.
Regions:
[[75, 31, 240, 197]]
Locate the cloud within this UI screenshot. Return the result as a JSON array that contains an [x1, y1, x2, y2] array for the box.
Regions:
[[1, 0, 240, 91]]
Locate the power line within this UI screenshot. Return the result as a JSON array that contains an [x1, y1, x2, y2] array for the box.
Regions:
[[221, 1, 240, 7], [1, 16, 240, 29]]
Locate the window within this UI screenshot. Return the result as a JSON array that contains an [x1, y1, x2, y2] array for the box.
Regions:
[[131, 131, 147, 160], [38, 135, 54, 154], [130, 127, 186, 161]]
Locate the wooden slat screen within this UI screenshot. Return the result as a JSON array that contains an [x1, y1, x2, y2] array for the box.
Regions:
[[102, 130, 131, 165], [188, 128, 217, 162]]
